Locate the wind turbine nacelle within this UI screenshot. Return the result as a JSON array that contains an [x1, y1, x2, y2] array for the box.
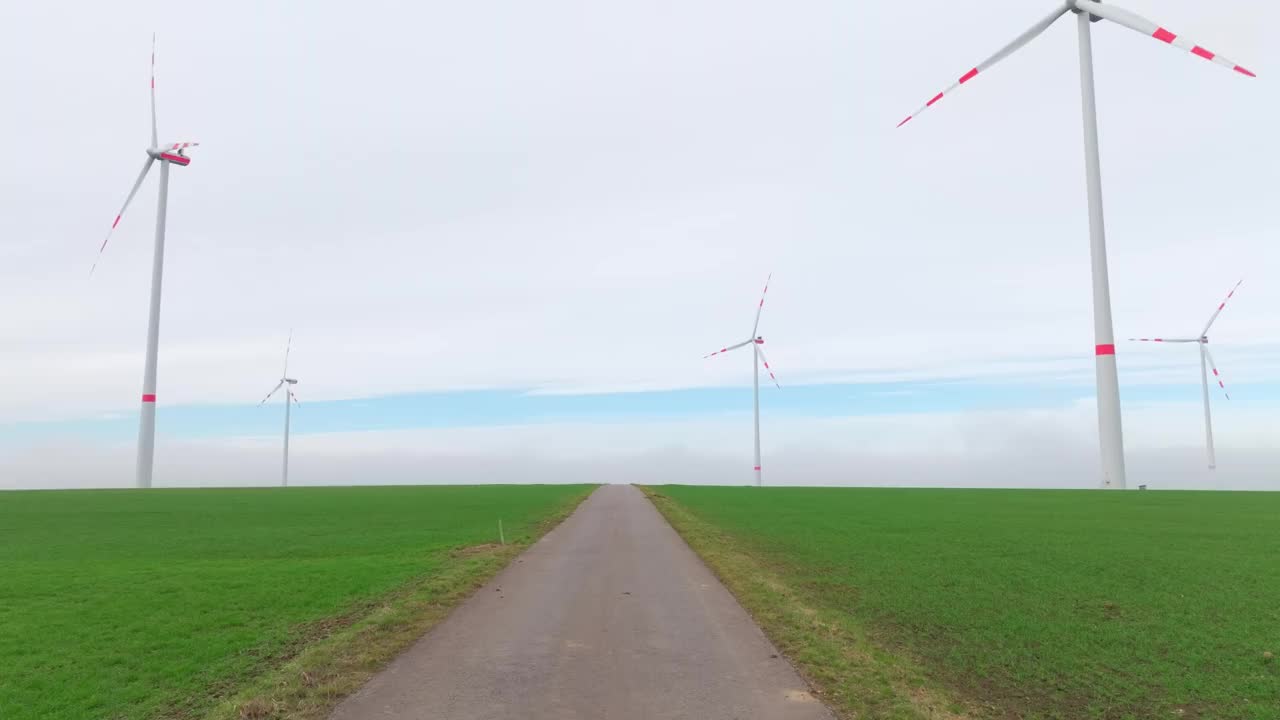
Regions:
[[285, 378, 299, 385], [1070, 0, 1104, 22], [149, 145, 195, 167], [158, 152, 191, 166]]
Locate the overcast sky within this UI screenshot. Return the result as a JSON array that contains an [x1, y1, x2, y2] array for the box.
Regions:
[[2, 0, 1276, 490]]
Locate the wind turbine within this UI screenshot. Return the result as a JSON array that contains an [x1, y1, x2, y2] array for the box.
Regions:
[[896, 0, 1255, 489], [260, 333, 300, 487], [1130, 280, 1242, 470], [704, 275, 780, 487], [93, 35, 200, 488]]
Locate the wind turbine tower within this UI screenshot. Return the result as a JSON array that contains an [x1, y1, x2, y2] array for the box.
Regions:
[[260, 333, 300, 487], [896, 0, 1256, 488], [94, 35, 201, 488]]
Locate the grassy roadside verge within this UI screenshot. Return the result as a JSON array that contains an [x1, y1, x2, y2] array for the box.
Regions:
[[204, 487, 594, 720], [645, 486, 1280, 720], [641, 487, 988, 720]]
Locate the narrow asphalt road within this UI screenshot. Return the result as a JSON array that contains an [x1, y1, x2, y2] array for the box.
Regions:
[[329, 484, 833, 720]]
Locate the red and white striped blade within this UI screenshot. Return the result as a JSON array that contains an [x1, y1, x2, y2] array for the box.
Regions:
[[755, 345, 780, 388], [158, 142, 200, 163], [260, 380, 285, 405], [704, 339, 753, 359], [91, 156, 156, 276], [1202, 279, 1243, 336], [1203, 346, 1230, 400], [751, 273, 772, 337], [1074, 0, 1256, 77], [150, 34, 158, 147], [897, 4, 1070, 128]]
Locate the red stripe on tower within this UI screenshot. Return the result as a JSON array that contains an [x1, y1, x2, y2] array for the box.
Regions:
[[1153, 27, 1177, 44], [753, 466, 761, 471], [142, 394, 157, 402], [1096, 344, 1116, 356]]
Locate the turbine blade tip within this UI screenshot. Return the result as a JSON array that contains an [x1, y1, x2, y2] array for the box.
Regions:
[[1234, 66, 1256, 78], [896, 116, 913, 128]]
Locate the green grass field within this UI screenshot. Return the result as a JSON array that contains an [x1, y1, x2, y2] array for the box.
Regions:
[[0, 485, 592, 720], [650, 487, 1280, 720]]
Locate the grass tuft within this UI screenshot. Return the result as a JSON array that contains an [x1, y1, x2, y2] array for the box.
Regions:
[[237, 698, 279, 719]]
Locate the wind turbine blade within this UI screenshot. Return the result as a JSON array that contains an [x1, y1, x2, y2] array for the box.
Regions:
[[283, 329, 293, 377], [704, 339, 754, 359], [1073, 0, 1256, 77], [259, 380, 285, 405], [289, 389, 300, 405], [897, 3, 1070, 127], [1128, 337, 1199, 343], [150, 34, 158, 148], [1201, 279, 1243, 336], [91, 156, 156, 275], [755, 345, 780, 388], [1203, 346, 1230, 400], [751, 273, 772, 337]]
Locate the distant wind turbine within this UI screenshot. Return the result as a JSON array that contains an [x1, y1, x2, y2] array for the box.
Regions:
[[704, 275, 780, 487], [1131, 280, 1242, 470], [260, 333, 300, 487], [897, 0, 1256, 489], [93, 35, 200, 489]]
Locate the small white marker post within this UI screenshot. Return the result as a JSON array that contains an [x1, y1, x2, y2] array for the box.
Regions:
[[499, 519, 505, 546]]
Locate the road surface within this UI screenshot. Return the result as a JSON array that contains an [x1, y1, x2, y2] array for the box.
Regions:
[[329, 484, 832, 720]]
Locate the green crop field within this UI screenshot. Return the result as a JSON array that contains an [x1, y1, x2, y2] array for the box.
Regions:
[[0, 485, 592, 720], [649, 487, 1280, 720]]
